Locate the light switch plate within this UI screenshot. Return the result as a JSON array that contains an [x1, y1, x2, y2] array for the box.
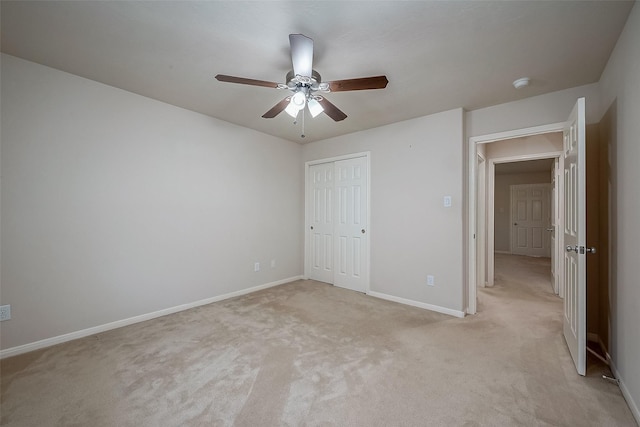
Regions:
[[444, 196, 452, 207], [0, 305, 11, 321]]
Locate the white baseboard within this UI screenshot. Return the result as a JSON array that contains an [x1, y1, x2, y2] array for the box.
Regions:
[[610, 359, 640, 426], [586, 333, 609, 365], [494, 250, 512, 255], [367, 291, 465, 318], [0, 275, 302, 360], [587, 332, 604, 345]]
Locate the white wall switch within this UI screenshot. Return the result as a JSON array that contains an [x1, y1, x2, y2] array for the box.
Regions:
[[427, 275, 435, 286], [254, 262, 260, 272], [443, 196, 452, 208]]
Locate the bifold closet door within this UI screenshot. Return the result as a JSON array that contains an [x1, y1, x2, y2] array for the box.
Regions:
[[308, 157, 369, 293]]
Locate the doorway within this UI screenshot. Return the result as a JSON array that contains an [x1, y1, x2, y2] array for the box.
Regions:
[[479, 136, 563, 291], [489, 161, 558, 302], [470, 98, 597, 377], [468, 124, 565, 315]]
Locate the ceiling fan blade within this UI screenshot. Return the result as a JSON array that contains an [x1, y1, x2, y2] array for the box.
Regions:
[[327, 75, 389, 92], [316, 97, 347, 122], [289, 34, 313, 78], [215, 74, 280, 89], [262, 97, 291, 118]]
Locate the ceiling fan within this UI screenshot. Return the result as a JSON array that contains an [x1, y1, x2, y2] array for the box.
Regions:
[[215, 34, 388, 124]]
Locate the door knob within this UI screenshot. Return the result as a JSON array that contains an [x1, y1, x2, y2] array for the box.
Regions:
[[566, 245, 597, 254], [310, 226, 314, 230], [514, 223, 518, 226], [546, 228, 554, 232], [361, 229, 366, 234]]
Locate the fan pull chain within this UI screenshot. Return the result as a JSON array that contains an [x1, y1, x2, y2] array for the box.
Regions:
[[301, 108, 305, 138]]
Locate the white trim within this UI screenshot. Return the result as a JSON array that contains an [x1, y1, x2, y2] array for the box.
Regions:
[[468, 141, 478, 312], [587, 331, 601, 343], [304, 151, 372, 293], [475, 153, 487, 291], [610, 360, 640, 425], [0, 275, 302, 359], [305, 152, 371, 166], [487, 160, 496, 285], [586, 332, 609, 365], [470, 122, 565, 145], [598, 345, 637, 425], [367, 291, 466, 318], [468, 122, 565, 314]]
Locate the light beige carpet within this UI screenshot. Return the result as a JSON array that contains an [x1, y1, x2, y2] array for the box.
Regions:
[[1, 254, 637, 426]]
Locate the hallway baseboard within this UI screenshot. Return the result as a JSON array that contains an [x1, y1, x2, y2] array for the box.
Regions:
[[610, 360, 640, 425]]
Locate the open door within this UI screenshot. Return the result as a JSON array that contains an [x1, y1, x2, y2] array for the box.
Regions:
[[563, 97, 587, 376]]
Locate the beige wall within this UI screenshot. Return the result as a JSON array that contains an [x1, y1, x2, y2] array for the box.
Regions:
[[485, 133, 563, 159], [466, 83, 601, 137], [302, 110, 465, 313], [597, 3, 640, 416], [0, 54, 304, 350]]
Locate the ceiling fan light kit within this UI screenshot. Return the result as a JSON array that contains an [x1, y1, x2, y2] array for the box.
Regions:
[[307, 97, 324, 118], [215, 33, 388, 137]]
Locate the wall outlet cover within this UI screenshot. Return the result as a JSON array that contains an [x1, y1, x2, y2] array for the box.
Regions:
[[0, 305, 11, 321]]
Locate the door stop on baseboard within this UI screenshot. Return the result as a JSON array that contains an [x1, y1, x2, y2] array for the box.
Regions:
[[602, 374, 620, 386]]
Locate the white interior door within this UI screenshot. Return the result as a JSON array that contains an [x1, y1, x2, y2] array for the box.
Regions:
[[510, 184, 551, 257], [563, 97, 587, 376], [334, 157, 368, 293], [308, 163, 334, 284]]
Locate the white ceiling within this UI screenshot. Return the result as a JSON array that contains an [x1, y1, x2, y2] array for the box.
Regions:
[[1, 1, 634, 143]]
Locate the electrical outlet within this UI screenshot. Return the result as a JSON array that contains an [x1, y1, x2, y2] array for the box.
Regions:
[[0, 305, 11, 321], [254, 262, 260, 272], [427, 275, 435, 286], [271, 259, 276, 268]]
